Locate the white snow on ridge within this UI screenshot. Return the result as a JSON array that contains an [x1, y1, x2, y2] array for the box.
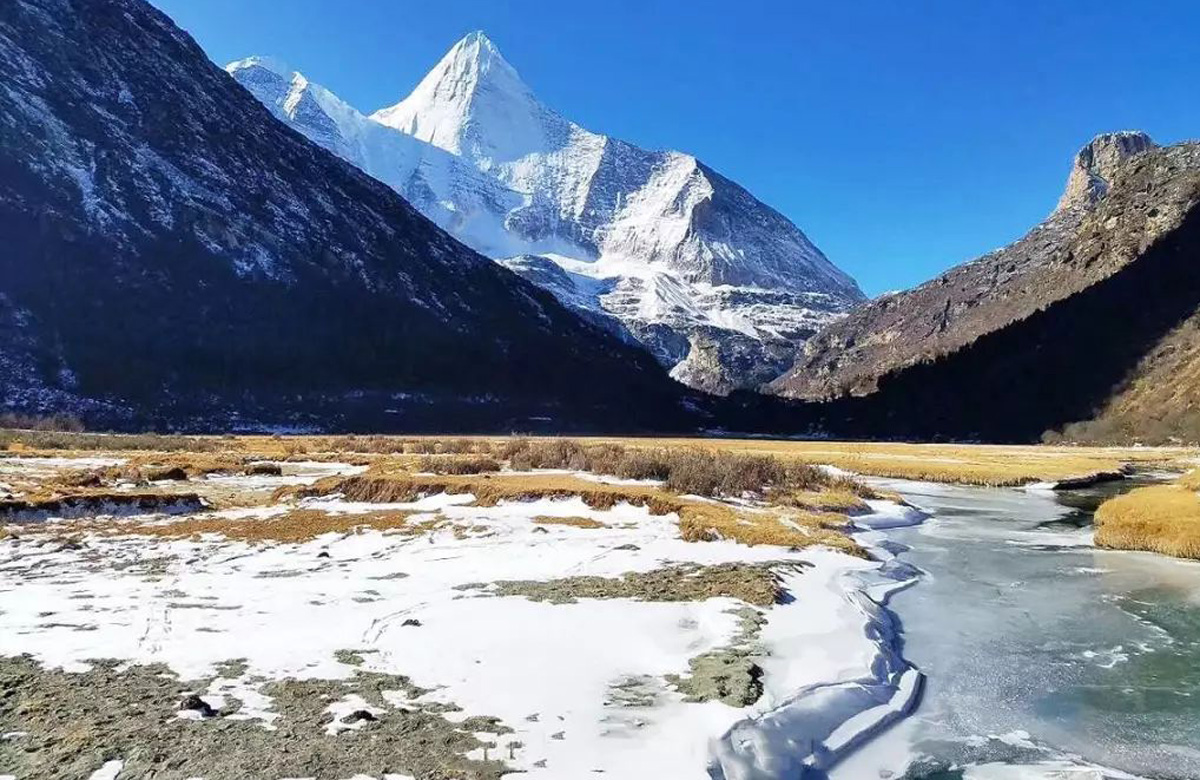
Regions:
[[227, 34, 864, 392]]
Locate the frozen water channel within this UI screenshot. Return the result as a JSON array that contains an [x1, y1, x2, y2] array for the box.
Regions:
[[838, 478, 1200, 780]]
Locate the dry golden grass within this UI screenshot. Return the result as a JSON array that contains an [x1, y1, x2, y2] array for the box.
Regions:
[[294, 471, 862, 554], [567, 438, 1195, 487], [1178, 469, 1200, 491], [532, 515, 608, 529], [772, 488, 871, 514], [1094, 484, 1200, 559], [416, 455, 502, 475], [129, 508, 424, 544], [675, 501, 859, 554], [8, 433, 1194, 488], [292, 471, 680, 513]]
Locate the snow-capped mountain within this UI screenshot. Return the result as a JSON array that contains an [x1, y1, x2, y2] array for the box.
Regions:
[[1, 0, 689, 431], [229, 32, 865, 393]]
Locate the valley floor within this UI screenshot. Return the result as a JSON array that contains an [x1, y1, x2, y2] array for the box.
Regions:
[[0, 435, 1196, 779]]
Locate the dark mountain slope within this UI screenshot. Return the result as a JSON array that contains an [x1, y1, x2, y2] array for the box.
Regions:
[[764, 133, 1200, 442], [0, 0, 690, 432]]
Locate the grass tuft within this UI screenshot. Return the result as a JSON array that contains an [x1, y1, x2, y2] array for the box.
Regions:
[[130, 508, 423, 544], [531, 515, 607, 529], [1094, 484, 1200, 559]]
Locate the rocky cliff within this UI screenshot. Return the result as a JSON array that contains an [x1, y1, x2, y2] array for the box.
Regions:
[[768, 132, 1200, 442]]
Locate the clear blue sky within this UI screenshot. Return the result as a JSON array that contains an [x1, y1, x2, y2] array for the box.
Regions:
[[151, 0, 1199, 296]]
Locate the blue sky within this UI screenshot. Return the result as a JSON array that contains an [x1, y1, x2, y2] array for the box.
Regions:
[[151, 0, 1199, 295]]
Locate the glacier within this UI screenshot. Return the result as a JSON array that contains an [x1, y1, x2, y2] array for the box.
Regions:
[[228, 33, 865, 393]]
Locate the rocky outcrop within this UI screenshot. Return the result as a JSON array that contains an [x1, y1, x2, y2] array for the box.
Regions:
[[1056, 131, 1156, 211]]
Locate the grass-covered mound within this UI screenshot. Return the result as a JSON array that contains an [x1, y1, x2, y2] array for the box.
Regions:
[[1094, 475, 1200, 559]]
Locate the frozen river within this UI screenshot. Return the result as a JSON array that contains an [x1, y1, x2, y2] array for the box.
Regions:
[[837, 478, 1200, 780]]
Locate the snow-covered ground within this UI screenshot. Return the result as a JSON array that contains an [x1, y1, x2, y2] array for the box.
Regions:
[[0, 456, 928, 779]]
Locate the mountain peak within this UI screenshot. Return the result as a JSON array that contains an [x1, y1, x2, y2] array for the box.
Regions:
[[457, 30, 502, 60], [1056, 130, 1156, 212], [370, 31, 548, 163], [225, 55, 293, 79]]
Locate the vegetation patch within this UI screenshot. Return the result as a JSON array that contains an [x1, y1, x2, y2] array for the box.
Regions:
[[666, 606, 767, 707], [54, 454, 258, 488], [1, 429, 219, 453], [1179, 469, 1200, 491], [578, 438, 1189, 487], [772, 487, 871, 514], [128, 508, 425, 544], [291, 472, 862, 554], [0, 492, 205, 522], [0, 655, 509, 780], [676, 502, 859, 554], [1094, 483, 1200, 559], [467, 562, 793, 607], [499, 438, 843, 499], [416, 455, 501, 475], [531, 515, 607, 529]]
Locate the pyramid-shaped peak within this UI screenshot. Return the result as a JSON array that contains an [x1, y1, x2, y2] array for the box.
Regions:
[[370, 31, 548, 162], [457, 30, 501, 57], [432, 30, 523, 87]]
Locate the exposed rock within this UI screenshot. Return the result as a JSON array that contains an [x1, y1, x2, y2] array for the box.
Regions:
[[768, 133, 1200, 443], [1056, 131, 1156, 211], [179, 694, 216, 718]]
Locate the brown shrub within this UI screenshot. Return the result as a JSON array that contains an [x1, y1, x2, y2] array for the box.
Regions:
[[0, 430, 218, 452], [663, 450, 788, 497], [0, 413, 85, 432], [417, 455, 501, 475], [606, 448, 672, 480], [505, 438, 588, 471]]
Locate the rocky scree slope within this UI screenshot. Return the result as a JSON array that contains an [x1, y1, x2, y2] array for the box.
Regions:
[[767, 131, 1200, 442], [0, 0, 690, 432], [228, 33, 865, 395]]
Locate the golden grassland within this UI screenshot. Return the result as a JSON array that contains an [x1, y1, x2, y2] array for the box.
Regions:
[[237, 435, 1194, 486], [1094, 473, 1200, 560], [4, 430, 1197, 554], [579, 438, 1190, 486], [5, 429, 1195, 486]]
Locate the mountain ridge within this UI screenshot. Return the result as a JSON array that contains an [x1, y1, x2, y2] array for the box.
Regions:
[[0, 0, 690, 432], [766, 130, 1200, 442], [229, 32, 864, 394]]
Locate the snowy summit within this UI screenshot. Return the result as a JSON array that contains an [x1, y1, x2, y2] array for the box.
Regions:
[[229, 32, 865, 393]]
